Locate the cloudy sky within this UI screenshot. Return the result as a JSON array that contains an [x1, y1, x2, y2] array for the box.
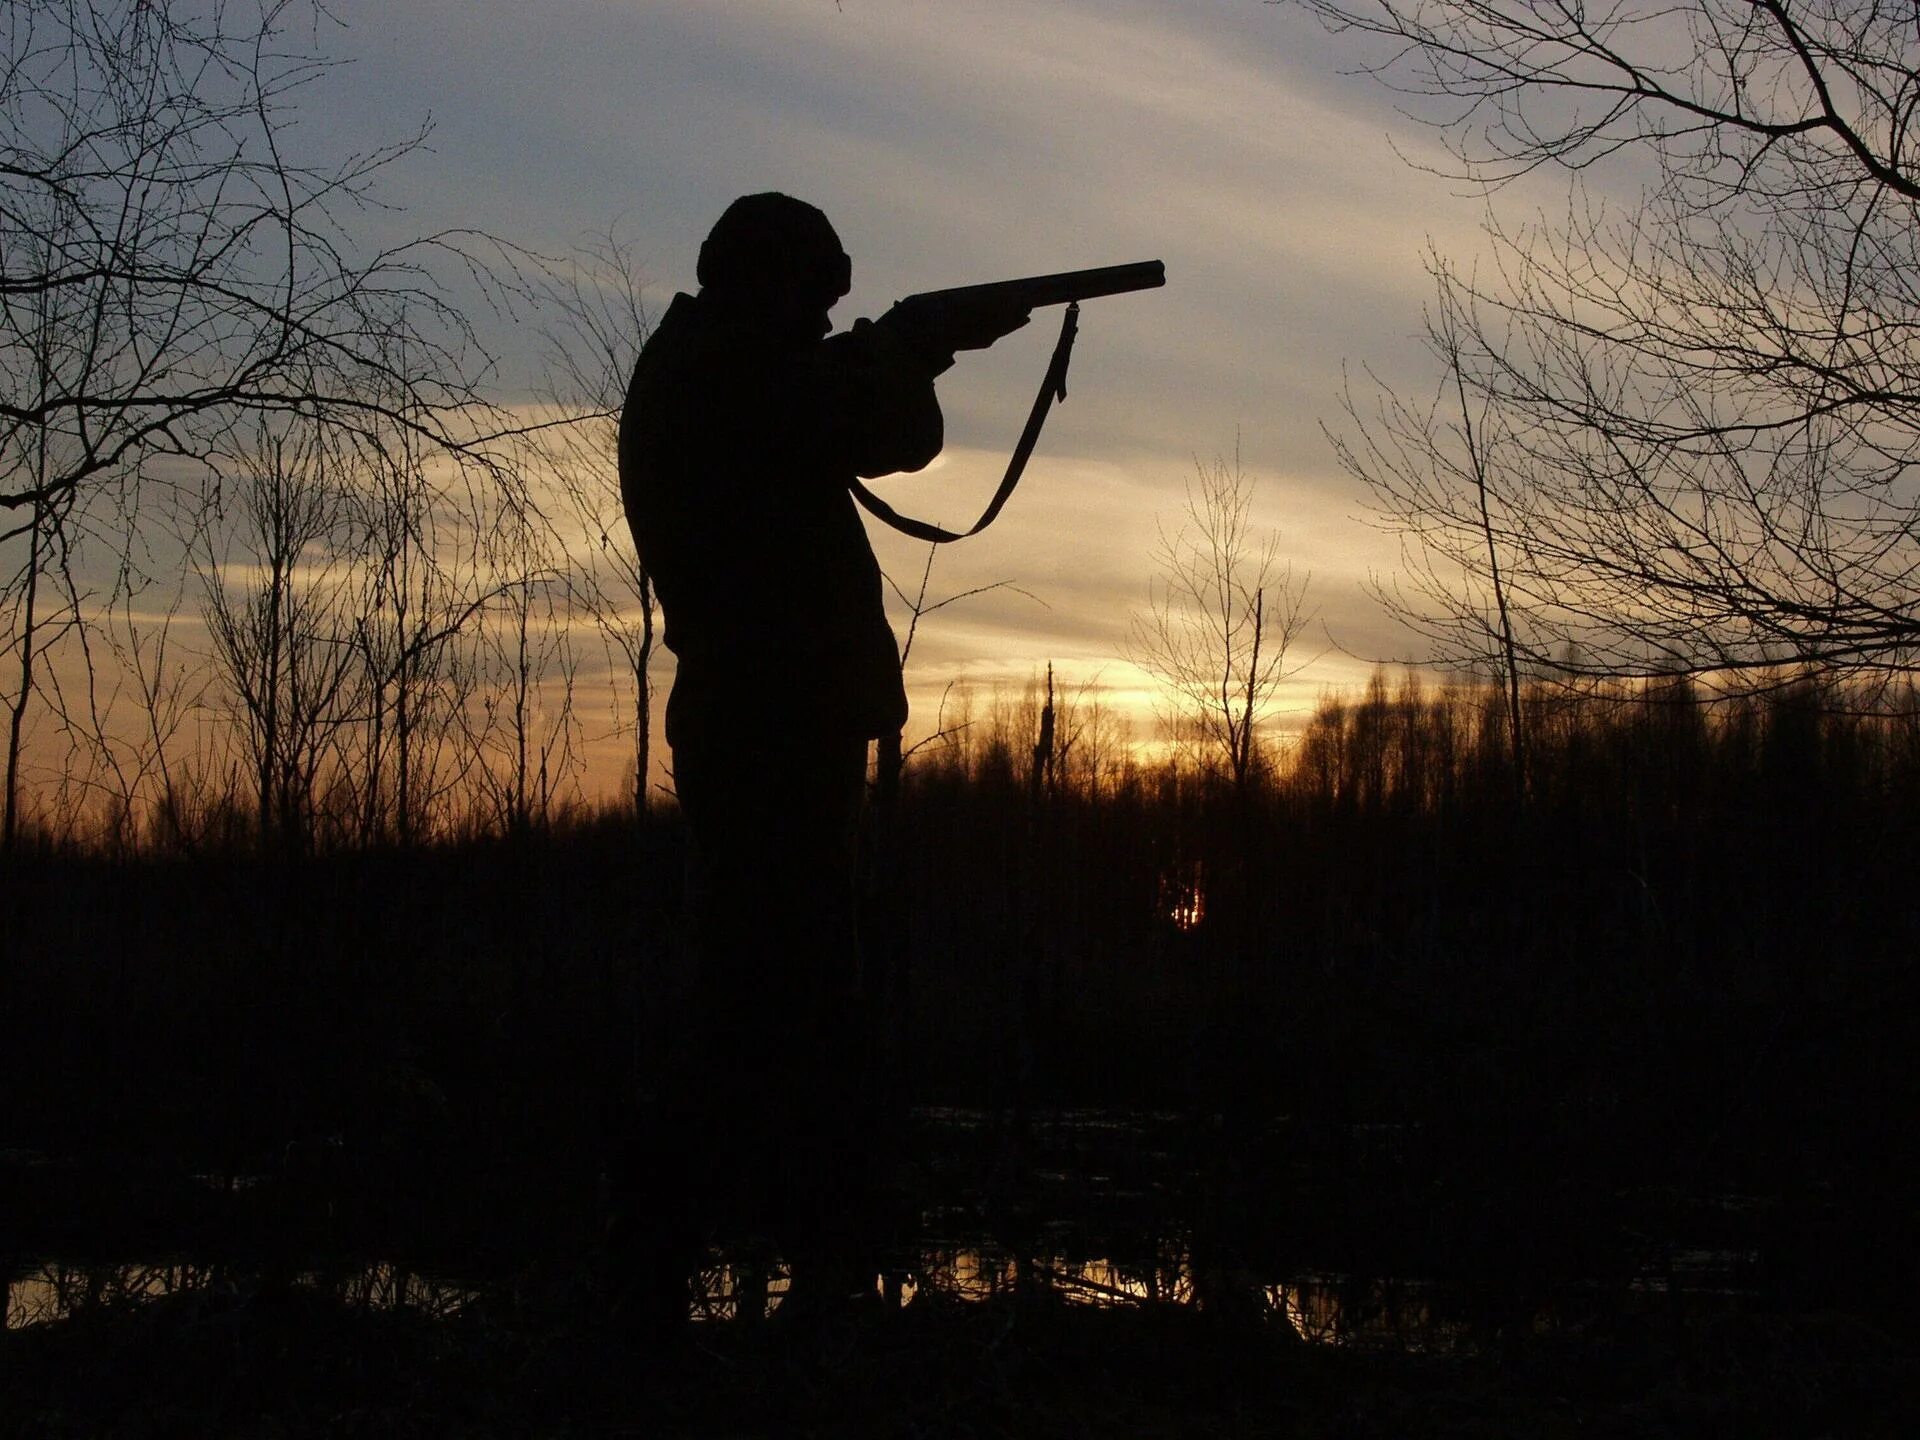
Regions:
[[309, 0, 1556, 778]]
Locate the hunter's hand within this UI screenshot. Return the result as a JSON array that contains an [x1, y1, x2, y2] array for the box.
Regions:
[[889, 294, 1032, 354]]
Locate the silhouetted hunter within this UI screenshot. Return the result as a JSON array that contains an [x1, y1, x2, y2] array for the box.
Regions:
[[614, 192, 1163, 1324], [611, 193, 1027, 1321]]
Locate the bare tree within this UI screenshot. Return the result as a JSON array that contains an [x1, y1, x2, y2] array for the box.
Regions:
[[1, 206, 94, 847], [537, 230, 658, 816], [1, 481, 65, 847], [198, 402, 502, 851], [1, 0, 525, 847], [876, 542, 1037, 796], [1336, 274, 1536, 783], [463, 504, 582, 837], [346, 399, 496, 846], [111, 587, 217, 852], [197, 425, 363, 850], [1298, 0, 1920, 687], [1130, 449, 1312, 792]]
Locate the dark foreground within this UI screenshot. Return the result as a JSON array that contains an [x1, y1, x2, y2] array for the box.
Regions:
[[7, 682, 1920, 1434], [6, 1107, 1917, 1440], [10, 1281, 1914, 1439]]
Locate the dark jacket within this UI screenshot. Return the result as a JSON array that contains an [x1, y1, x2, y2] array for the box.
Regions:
[[619, 291, 948, 744]]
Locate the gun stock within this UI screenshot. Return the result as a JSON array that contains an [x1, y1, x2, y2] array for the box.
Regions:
[[903, 260, 1165, 312]]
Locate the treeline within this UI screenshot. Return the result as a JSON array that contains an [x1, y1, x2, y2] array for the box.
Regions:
[[896, 669, 1919, 1111]]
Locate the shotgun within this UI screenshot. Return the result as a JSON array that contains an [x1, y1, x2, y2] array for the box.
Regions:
[[903, 259, 1166, 312], [888, 260, 1165, 354]]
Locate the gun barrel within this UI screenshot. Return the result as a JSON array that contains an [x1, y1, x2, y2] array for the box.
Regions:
[[907, 260, 1165, 311]]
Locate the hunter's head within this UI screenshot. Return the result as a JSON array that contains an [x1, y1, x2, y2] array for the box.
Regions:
[[698, 192, 851, 343]]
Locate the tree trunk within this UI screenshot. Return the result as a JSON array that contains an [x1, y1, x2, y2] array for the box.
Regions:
[[3, 495, 48, 853]]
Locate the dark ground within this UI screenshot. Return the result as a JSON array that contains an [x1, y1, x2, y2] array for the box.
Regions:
[[9, 1281, 1915, 1439], [5, 1110, 1917, 1439], [7, 683, 1920, 1434]]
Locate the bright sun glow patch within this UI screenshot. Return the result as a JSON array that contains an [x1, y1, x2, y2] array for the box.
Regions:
[[1160, 861, 1206, 931]]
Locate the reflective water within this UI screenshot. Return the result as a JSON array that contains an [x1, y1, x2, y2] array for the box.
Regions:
[[3, 1109, 1762, 1349]]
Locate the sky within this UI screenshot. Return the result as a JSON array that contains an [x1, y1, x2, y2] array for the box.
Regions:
[[282, 0, 1561, 783]]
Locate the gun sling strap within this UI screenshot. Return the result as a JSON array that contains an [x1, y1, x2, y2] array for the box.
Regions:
[[849, 302, 1079, 543]]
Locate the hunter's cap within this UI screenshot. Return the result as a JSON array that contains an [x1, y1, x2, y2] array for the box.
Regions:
[[697, 192, 852, 306]]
